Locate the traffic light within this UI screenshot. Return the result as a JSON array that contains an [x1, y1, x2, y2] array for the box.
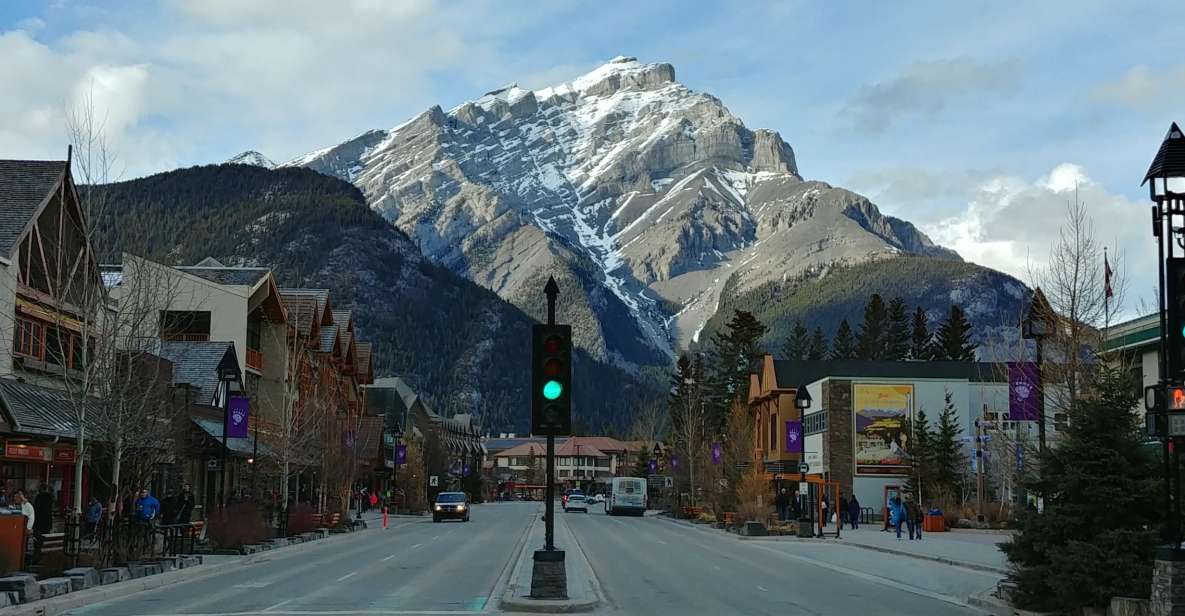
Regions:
[[532, 324, 572, 435], [1168, 258, 1185, 380], [1171, 386, 1185, 411]]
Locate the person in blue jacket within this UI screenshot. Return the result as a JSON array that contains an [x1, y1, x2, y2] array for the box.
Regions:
[[889, 496, 907, 540]]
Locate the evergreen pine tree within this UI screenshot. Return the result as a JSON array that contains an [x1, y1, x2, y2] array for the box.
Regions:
[[928, 390, 966, 500], [1001, 366, 1159, 612], [632, 452, 652, 478], [904, 408, 934, 498], [830, 319, 857, 360], [781, 319, 810, 360], [706, 311, 767, 432], [857, 294, 888, 359], [932, 305, 977, 361], [885, 297, 910, 360], [910, 307, 931, 360], [807, 327, 827, 360]]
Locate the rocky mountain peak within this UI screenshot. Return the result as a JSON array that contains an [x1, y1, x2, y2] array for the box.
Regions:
[[285, 57, 1014, 367], [226, 150, 275, 169]]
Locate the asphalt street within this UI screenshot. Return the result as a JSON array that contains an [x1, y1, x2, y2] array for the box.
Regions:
[[60, 502, 999, 615], [63, 502, 535, 616], [564, 508, 997, 616]]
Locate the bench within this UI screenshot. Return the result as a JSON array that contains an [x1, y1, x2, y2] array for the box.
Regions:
[[308, 512, 343, 529], [681, 506, 705, 519]]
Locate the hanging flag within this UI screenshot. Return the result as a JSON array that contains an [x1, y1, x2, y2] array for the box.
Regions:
[[1008, 362, 1040, 421], [648, 458, 657, 474], [711, 442, 723, 465], [226, 396, 249, 438], [395, 444, 407, 465], [1105, 251, 1114, 299], [785, 420, 803, 453]]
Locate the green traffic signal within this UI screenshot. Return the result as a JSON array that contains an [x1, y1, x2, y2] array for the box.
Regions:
[[543, 380, 563, 400]]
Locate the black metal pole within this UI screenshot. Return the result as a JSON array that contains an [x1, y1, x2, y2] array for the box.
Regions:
[[1036, 337, 1046, 455], [221, 381, 229, 510], [544, 282, 557, 551]]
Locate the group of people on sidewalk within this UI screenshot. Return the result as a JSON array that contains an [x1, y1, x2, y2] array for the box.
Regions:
[[773, 488, 863, 529], [887, 494, 925, 541]]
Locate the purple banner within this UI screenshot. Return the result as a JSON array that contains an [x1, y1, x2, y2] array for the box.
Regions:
[[785, 420, 803, 453], [395, 444, 407, 465], [226, 396, 249, 438], [1008, 362, 1040, 421], [648, 459, 657, 474], [711, 442, 722, 465]]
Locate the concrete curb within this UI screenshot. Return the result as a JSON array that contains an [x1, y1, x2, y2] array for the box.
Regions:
[[967, 588, 1013, 615], [0, 520, 401, 616], [500, 509, 602, 613], [654, 514, 1008, 575]]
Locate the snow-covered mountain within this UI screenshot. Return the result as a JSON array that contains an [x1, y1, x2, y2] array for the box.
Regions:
[[227, 150, 276, 169], [285, 56, 1011, 367]]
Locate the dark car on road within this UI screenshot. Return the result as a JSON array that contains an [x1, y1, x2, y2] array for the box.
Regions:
[[433, 492, 470, 523]]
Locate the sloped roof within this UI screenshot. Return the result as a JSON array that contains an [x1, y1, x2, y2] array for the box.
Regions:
[[279, 288, 330, 320], [158, 341, 239, 405], [556, 440, 606, 457], [176, 263, 270, 287], [496, 441, 547, 458], [562, 436, 631, 453], [339, 330, 354, 361], [0, 378, 91, 438], [191, 414, 269, 457], [280, 292, 319, 335], [0, 160, 67, 257], [318, 323, 339, 354], [355, 341, 373, 381], [772, 360, 1006, 388], [332, 310, 352, 331]]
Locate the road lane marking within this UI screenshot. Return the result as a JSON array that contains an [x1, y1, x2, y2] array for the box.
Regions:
[[335, 571, 358, 582], [382, 554, 396, 561], [262, 599, 292, 612], [411, 543, 424, 549], [757, 585, 768, 592]]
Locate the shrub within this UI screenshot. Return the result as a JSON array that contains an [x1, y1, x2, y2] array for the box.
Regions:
[[286, 503, 318, 535], [208, 502, 268, 550]]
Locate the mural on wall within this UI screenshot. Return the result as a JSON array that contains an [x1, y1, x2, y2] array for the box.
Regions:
[[853, 383, 914, 476]]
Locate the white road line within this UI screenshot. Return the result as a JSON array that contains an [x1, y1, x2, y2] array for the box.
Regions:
[[382, 554, 396, 562], [335, 571, 358, 582], [653, 537, 667, 545], [713, 565, 721, 571], [757, 585, 768, 592], [411, 543, 424, 549], [262, 599, 292, 612]]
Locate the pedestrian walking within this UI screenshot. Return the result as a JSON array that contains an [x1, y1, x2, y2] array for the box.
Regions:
[[821, 493, 830, 527], [175, 484, 195, 524], [369, 491, 379, 510], [889, 496, 907, 540], [848, 493, 861, 530], [906, 495, 923, 540], [775, 488, 790, 522], [84, 496, 103, 540], [837, 493, 848, 529], [11, 490, 34, 561], [31, 484, 52, 563]]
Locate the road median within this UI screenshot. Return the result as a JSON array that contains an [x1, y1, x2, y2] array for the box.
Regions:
[[500, 506, 603, 613]]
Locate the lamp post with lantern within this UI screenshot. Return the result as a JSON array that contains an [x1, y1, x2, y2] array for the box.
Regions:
[[794, 385, 812, 530], [1021, 290, 1052, 455], [1143, 122, 1185, 549]]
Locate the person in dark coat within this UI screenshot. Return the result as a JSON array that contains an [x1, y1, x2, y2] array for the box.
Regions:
[[31, 484, 53, 563], [848, 493, 861, 529], [160, 491, 179, 527], [774, 488, 790, 522], [174, 484, 195, 524]]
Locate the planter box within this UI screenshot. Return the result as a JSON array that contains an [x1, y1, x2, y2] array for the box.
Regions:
[[741, 521, 767, 537]]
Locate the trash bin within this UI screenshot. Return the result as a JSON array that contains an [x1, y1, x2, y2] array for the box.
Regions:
[[923, 509, 946, 532]]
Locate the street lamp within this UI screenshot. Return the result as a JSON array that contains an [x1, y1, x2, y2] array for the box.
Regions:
[[216, 355, 242, 510], [1143, 122, 1185, 547], [1021, 290, 1052, 454], [794, 385, 812, 531]]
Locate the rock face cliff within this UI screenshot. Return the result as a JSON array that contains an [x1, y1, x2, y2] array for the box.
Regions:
[[287, 56, 1000, 367]]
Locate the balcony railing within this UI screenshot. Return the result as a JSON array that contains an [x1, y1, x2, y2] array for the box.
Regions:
[[246, 348, 264, 371], [161, 333, 210, 342]]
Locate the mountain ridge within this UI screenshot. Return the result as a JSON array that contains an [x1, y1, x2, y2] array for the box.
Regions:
[[265, 56, 1016, 366]]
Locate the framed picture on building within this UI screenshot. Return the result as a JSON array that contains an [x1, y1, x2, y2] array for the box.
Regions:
[[853, 384, 914, 476]]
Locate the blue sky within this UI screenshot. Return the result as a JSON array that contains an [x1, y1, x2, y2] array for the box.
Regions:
[[2, 0, 1181, 314]]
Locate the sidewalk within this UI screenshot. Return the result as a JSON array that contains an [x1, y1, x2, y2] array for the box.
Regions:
[[832, 525, 1011, 573]]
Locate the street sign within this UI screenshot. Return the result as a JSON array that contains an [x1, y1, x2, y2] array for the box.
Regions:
[[664, 476, 673, 488], [799, 483, 809, 496], [429, 475, 439, 487], [798, 462, 810, 473]]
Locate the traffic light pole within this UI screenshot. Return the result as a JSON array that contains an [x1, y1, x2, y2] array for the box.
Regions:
[[530, 276, 566, 600], [544, 279, 557, 551]]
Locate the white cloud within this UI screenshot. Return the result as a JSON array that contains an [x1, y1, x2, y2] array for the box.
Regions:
[[922, 163, 1154, 313], [842, 57, 1021, 132], [1092, 64, 1185, 112]]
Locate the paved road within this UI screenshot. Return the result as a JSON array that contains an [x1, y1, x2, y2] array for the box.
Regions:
[[564, 509, 998, 616], [61, 502, 1000, 615], [64, 502, 535, 616]]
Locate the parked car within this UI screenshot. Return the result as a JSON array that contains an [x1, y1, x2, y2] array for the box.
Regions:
[[589, 493, 605, 504], [433, 492, 470, 522], [565, 493, 589, 513]]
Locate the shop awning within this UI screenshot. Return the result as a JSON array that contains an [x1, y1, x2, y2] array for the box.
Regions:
[[191, 415, 270, 458]]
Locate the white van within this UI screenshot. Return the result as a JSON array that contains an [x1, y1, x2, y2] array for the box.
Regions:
[[605, 477, 647, 516]]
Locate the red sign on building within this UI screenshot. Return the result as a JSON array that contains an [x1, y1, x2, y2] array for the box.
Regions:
[[4, 443, 50, 461], [53, 448, 76, 464]]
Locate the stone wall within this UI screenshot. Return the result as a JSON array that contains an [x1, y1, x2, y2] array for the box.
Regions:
[[825, 380, 854, 497]]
